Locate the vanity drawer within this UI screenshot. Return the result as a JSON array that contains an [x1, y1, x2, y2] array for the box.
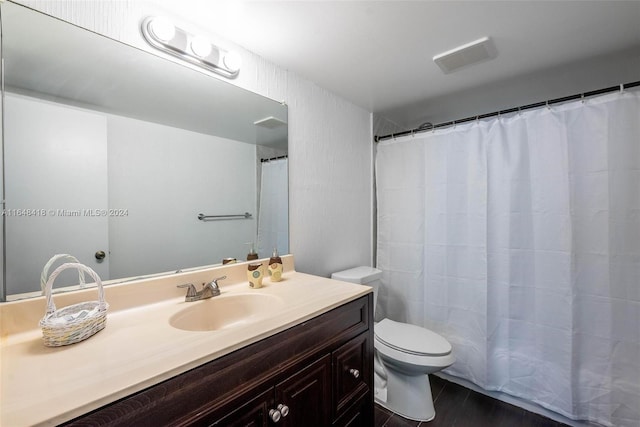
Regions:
[[332, 331, 371, 420]]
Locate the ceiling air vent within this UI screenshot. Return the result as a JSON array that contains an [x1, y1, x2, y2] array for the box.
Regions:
[[433, 36, 497, 74]]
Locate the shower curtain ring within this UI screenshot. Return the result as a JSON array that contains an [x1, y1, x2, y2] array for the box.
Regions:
[[581, 93, 585, 104], [546, 100, 551, 110], [620, 83, 624, 93]]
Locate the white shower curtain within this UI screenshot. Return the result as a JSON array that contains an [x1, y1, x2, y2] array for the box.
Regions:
[[257, 158, 289, 258], [376, 90, 640, 427]]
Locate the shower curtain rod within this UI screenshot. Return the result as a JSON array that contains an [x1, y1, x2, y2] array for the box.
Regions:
[[260, 155, 288, 163], [374, 80, 640, 143]]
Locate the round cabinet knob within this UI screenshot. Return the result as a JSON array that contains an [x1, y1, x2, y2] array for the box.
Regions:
[[269, 409, 282, 423], [277, 404, 290, 417], [95, 250, 106, 260], [349, 368, 360, 379]]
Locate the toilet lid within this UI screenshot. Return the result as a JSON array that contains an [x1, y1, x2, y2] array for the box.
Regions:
[[375, 318, 452, 356]]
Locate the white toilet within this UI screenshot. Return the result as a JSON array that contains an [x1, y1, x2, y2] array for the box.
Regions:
[[332, 266, 455, 422]]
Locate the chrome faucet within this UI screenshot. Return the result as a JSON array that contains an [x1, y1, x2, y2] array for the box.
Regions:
[[177, 276, 226, 302]]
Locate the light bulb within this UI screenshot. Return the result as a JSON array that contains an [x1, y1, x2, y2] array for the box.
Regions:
[[190, 35, 212, 58], [223, 51, 241, 72], [149, 17, 175, 42]]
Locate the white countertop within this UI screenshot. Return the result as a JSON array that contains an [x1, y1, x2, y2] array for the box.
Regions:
[[0, 256, 371, 426]]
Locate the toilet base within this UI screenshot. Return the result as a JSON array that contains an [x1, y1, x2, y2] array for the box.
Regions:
[[374, 365, 436, 422]]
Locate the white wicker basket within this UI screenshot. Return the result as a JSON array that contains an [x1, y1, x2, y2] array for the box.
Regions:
[[39, 263, 109, 347], [40, 254, 86, 295]]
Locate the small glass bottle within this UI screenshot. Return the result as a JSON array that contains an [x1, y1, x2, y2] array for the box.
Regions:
[[246, 242, 258, 261]]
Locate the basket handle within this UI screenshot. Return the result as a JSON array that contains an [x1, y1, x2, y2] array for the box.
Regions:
[[40, 254, 86, 294], [43, 263, 106, 316]]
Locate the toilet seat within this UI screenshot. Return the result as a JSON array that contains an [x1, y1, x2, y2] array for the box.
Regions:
[[375, 319, 451, 356]]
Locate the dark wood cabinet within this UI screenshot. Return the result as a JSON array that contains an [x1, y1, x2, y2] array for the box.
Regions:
[[63, 294, 373, 427], [209, 388, 274, 427], [210, 355, 332, 427], [275, 354, 332, 427], [333, 333, 370, 419]]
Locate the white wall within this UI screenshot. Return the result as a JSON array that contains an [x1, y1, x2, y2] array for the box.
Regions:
[[14, 0, 374, 277], [107, 115, 256, 279], [382, 46, 640, 130], [3, 93, 257, 293]]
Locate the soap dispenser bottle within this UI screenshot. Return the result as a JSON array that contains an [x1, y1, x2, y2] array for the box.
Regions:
[[247, 262, 265, 288], [268, 248, 283, 282], [246, 242, 258, 261]]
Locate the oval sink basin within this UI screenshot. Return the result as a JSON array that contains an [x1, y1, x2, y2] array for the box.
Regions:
[[169, 293, 285, 332]]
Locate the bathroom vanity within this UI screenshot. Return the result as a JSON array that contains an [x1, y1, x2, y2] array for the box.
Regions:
[[0, 256, 373, 426], [65, 295, 372, 426]]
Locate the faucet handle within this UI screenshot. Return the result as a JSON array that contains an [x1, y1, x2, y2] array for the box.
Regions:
[[208, 276, 227, 289], [204, 276, 225, 297], [177, 283, 197, 298]]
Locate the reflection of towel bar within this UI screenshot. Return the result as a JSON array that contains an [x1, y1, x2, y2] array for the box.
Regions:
[[198, 212, 252, 221]]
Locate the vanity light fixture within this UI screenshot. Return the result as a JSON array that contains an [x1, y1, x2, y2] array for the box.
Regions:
[[141, 16, 241, 78], [147, 16, 175, 42], [190, 35, 213, 58]]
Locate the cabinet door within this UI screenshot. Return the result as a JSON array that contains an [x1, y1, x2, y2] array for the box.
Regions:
[[332, 332, 371, 420], [275, 354, 331, 427], [208, 388, 274, 427], [4, 94, 111, 294]]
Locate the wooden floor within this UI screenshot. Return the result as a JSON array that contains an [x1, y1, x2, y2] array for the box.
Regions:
[[374, 376, 568, 427]]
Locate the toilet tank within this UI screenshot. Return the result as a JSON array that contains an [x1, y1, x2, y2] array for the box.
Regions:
[[331, 266, 382, 314]]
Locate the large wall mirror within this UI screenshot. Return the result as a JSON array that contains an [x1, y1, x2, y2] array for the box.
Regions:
[[1, 1, 289, 301]]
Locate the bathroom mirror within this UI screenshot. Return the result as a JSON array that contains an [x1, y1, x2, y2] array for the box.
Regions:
[[0, 2, 289, 300]]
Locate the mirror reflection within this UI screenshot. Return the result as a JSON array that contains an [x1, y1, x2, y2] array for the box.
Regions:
[[1, 2, 288, 300]]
